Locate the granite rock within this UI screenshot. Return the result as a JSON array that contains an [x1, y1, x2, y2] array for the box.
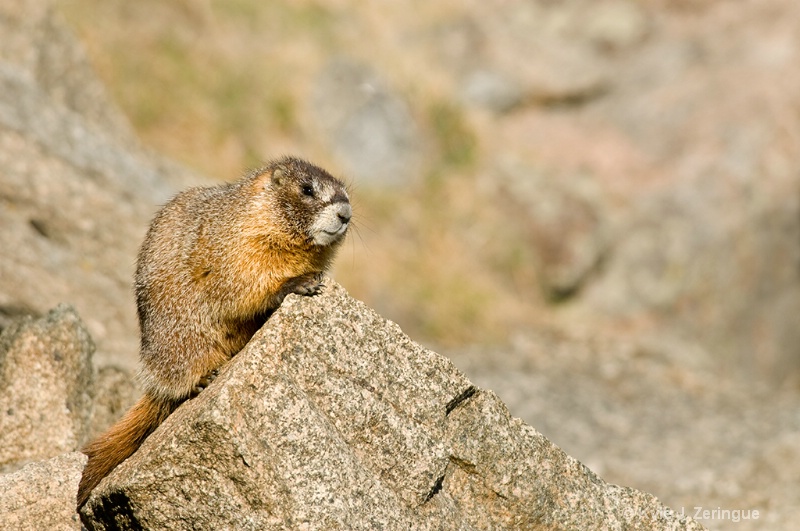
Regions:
[[0, 305, 94, 470], [81, 281, 702, 531]]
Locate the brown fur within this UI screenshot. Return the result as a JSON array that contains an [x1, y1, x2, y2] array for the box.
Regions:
[[77, 157, 351, 508]]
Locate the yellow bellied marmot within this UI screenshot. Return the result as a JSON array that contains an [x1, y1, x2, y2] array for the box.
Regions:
[[77, 156, 352, 507]]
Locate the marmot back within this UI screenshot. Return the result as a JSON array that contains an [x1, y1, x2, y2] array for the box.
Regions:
[[78, 156, 351, 509]]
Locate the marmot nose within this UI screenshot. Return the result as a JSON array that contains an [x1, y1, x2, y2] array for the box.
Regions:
[[337, 203, 352, 224]]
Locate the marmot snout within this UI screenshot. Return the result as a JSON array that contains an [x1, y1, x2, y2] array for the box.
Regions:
[[312, 201, 352, 245]]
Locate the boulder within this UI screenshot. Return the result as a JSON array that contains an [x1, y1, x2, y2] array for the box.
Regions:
[[0, 452, 86, 531], [0, 305, 94, 470], [81, 281, 702, 530]]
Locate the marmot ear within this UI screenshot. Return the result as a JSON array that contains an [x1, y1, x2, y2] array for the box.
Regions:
[[271, 167, 285, 187]]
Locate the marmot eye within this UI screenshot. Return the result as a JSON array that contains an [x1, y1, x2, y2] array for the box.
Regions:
[[301, 184, 314, 197]]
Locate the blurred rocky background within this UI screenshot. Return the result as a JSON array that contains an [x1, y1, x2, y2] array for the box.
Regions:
[[1, 0, 798, 528]]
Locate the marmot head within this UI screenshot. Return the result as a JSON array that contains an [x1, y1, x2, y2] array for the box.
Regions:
[[248, 157, 351, 249]]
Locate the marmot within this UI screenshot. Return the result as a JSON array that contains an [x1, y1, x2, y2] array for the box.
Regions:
[[77, 156, 351, 507]]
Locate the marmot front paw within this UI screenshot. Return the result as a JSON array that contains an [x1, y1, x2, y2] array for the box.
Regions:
[[285, 271, 324, 296]]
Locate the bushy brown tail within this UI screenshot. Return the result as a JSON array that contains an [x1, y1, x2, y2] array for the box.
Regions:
[[77, 393, 179, 508]]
